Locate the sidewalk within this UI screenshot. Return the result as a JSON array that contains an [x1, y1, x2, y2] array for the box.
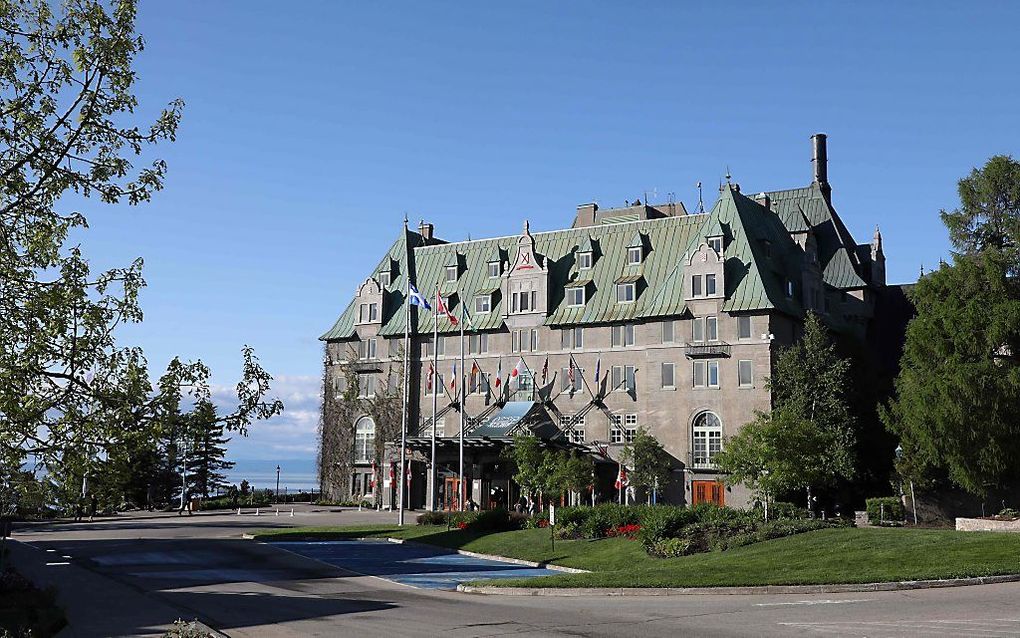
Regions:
[[6, 539, 221, 638]]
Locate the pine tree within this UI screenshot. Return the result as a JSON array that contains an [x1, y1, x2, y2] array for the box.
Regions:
[[185, 399, 235, 499]]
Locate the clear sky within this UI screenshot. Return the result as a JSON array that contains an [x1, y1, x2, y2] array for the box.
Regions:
[[78, 2, 1020, 462]]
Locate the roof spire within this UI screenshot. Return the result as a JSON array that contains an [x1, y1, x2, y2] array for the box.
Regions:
[[524, 219, 530, 235], [920, 263, 925, 277], [402, 212, 408, 229], [696, 181, 705, 214]]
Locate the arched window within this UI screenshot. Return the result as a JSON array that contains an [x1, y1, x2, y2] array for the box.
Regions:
[[354, 416, 376, 463], [692, 412, 722, 468]]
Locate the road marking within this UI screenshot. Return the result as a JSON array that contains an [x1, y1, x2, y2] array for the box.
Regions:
[[45, 562, 70, 566], [755, 598, 873, 606]]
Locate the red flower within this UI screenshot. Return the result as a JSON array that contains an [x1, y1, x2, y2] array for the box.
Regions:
[[457, 521, 468, 529], [607, 524, 641, 539]]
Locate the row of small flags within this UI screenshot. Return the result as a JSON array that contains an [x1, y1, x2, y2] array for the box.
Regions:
[[425, 354, 606, 396], [371, 461, 412, 490]]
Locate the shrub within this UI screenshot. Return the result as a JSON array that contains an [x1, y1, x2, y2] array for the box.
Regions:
[[648, 536, 695, 558], [416, 511, 448, 526], [768, 501, 810, 520], [866, 497, 905, 525], [997, 508, 1020, 520]]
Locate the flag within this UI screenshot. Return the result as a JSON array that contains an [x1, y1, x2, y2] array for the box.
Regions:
[[389, 463, 396, 481], [435, 289, 458, 325], [511, 358, 525, 378], [461, 303, 475, 329], [406, 461, 412, 488], [495, 359, 502, 388], [568, 358, 576, 385], [408, 283, 431, 310], [427, 362, 435, 393], [594, 356, 601, 389], [450, 362, 457, 391], [471, 361, 479, 376], [541, 357, 548, 384], [615, 465, 628, 490], [370, 462, 377, 490]]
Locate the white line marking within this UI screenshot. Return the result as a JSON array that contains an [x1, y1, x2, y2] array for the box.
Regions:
[[756, 598, 873, 606], [45, 549, 55, 552], [45, 562, 70, 566]]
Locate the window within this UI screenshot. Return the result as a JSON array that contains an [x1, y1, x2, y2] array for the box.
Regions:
[[691, 274, 703, 297], [470, 370, 490, 395], [611, 324, 635, 347], [705, 273, 717, 296], [378, 272, 391, 287], [627, 246, 642, 265], [358, 338, 377, 360], [354, 417, 376, 462], [488, 261, 500, 278], [661, 362, 675, 388], [738, 360, 753, 387], [616, 282, 636, 303], [692, 412, 722, 467], [560, 367, 583, 392], [446, 265, 458, 282], [530, 328, 539, 352], [578, 251, 593, 270], [561, 327, 583, 349], [468, 333, 488, 354], [694, 361, 720, 388], [358, 303, 379, 323], [425, 372, 444, 396], [475, 294, 491, 314], [737, 316, 752, 340], [512, 329, 520, 353], [693, 317, 704, 342], [436, 336, 445, 356], [357, 374, 376, 398], [693, 361, 705, 387], [570, 427, 585, 444], [708, 237, 723, 255], [566, 287, 585, 306], [662, 320, 675, 343], [624, 414, 638, 442], [610, 421, 624, 444], [611, 365, 636, 393], [708, 360, 719, 387], [512, 290, 537, 313], [706, 316, 718, 341]]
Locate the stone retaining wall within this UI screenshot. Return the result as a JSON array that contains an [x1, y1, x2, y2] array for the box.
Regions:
[[956, 517, 1020, 532]]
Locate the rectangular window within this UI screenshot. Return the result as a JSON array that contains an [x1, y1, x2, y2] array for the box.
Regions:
[[738, 360, 753, 387], [706, 273, 717, 296], [469, 333, 488, 354], [530, 290, 537, 311], [567, 287, 585, 306], [611, 324, 635, 347], [611, 365, 636, 392], [518, 291, 531, 312], [570, 427, 585, 444], [785, 279, 794, 298], [578, 252, 593, 269], [378, 271, 391, 287], [475, 294, 491, 314], [662, 320, 675, 343], [358, 303, 368, 323], [708, 237, 723, 255], [358, 374, 375, 398], [471, 371, 489, 395], [707, 316, 718, 341], [425, 371, 444, 396], [436, 336, 445, 356], [616, 282, 636, 303], [560, 368, 583, 392], [512, 330, 520, 353], [488, 261, 500, 278], [561, 327, 583, 349], [624, 428, 637, 443], [692, 274, 703, 297], [737, 316, 752, 340], [358, 338, 377, 360], [661, 362, 675, 388], [627, 246, 642, 265], [708, 360, 720, 387], [693, 317, 704, 342], [446, 265, 458, 282], [693, 361, 705, 388], [530, 328, 539, 352], [610, 426, 624, 445]]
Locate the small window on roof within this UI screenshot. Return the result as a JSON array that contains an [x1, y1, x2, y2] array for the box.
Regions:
[[578, 251, 593, 270], [566, 286, 585, 307], [708, 237, 723, 255], [445, 265, 458, 283], [487, 261, 500, 278], [627, 246, 642, 265], [378, 271, 391, 287], [616, 282, 636, 303]]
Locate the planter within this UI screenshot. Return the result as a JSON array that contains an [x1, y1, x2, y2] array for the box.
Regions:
[[955, 517, 1020, 532]]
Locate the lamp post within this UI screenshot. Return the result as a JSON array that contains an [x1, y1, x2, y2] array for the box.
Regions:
[[895, 445, 918, 525], [276, 465, 281, 505]]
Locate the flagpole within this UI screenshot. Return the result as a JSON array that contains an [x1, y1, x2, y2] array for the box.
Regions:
[[458, 298, 466, 512], [430, 290, 438, 511], [398, 231, 410, 526]]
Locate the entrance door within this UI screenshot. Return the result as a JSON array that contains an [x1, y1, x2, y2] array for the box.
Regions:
[[443, 477, 460, 511], [692, 480, 725, 506]]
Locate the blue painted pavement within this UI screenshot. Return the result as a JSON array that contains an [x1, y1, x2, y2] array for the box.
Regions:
[[269, 539, 560, 590]]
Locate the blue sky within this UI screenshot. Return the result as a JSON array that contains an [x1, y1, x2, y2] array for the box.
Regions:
[[77, 2, 1020, 461]]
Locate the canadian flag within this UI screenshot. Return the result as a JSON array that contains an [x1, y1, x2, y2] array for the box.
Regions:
[[370, 462, 377, 490], [435, 290, 458, 326], [427, 362, 435, 393], [615, 465, 628, 490]]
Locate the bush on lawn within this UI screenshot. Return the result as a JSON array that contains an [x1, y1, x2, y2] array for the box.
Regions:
[[416, 508, 531, 531], [866, 497, 905, 525], [555, 503, 644, 539], [416, 511, 448, 525]]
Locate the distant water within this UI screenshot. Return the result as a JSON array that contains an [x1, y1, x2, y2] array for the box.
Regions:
[[226, 459, 319, 493]]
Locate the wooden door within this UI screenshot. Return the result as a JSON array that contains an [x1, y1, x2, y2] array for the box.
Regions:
[[692, 480, 725, 506], [443, 477, 460, 511]]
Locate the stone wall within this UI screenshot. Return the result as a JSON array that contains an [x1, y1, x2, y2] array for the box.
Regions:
[[955, 517, 1020, 532]]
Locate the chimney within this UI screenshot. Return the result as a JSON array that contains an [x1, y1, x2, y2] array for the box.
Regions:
[[418, 221, 434, 241], [811, 133, 828, 185], [754, 192, 771, 210], [573, 202, 598, 228]]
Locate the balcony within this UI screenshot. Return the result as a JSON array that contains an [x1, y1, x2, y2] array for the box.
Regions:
[[684, 341, 731, 358]]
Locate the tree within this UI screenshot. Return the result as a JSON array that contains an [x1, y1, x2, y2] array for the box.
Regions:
[[619, 428, 671, 500], [502, 434, 546, 507], [184, 399, 234, 499], [940, 155, 1020, 263], [718, 312, 856, 507], [0, 1, 283, 488]]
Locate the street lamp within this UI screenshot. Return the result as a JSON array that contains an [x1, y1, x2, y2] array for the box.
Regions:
[[894, 445, 918, 525], [276, 465, 281, 505]]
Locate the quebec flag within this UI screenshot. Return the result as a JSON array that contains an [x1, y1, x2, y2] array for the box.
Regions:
[[408, 283, 431, 310]]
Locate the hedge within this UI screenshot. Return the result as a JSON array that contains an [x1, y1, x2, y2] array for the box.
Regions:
[[865, 497, 905, 525]]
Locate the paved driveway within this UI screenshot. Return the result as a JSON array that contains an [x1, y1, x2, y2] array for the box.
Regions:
[[269, 539, 561, 589]]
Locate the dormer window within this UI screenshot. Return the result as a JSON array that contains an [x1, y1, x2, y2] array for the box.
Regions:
[[487, 261, 500, 278], [511, 289, 537, 313], [627, 246, 642, 265], [358, 302, 379, 323], [706, 273, 718, 296], [691, 274, 703, 297], [708, 237, 723, 255], [474, 294, 491, 314], [378, 271, 391, 288], [566, 286, 585, 307], [616, 282, 636, 303], [578, 251, 593, 270], [445, 265, 458, 283]]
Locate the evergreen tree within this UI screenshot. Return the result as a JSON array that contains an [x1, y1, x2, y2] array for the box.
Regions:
[[620, 428, 672, 499], [184, 399, 235, 499]]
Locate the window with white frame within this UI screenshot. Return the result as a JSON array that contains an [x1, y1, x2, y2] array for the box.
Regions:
[[627, 246, 642, 265], [475, 294, 491, 314], [706, 316, 718, 341], [708, 237, 723, 255], [468, 333, 488, 355], [530, 328, 539, 352], [571, 427, 585, 444], [661, 362, 675, 389], [611, 324, 635, 347], [738, 360, 753, 387], [624, 414, 638, 442], [611, 365, 636, 393], [706, 273, 717, 296], [358, 303, 379, 323], [708, 360, 719, 387], [357, 338, 377, 360], [737, 316, 752, 340], [616, 282, 636, 303], [488, 261, 500, 278], [425, 371, 444, 396], [662, 320, 675, 343], [561, 327, 583, 349], [610, 419, 624, 444], [578, 251, 593, 270], [693, 317, 704, 342], [566, 286, 585, 306], [691, 274, 703, 297], [354, 416, 376, 462], [511, 329, 520, 353], [378, 271, 391, 288], [693, 361, 719, 388], [692, 411, 722, 467], [560, 367, 584, 392], [357, 374, 376, 398], [511, 289, 537, 313], [470, 370, 490, 395], [446, 265, 458, 282]]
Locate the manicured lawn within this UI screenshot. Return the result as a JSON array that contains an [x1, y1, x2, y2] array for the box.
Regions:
[[251, 525, 1020, 588]]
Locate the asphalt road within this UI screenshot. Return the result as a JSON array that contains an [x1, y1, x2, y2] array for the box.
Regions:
[[11, 506, 1020, 638]]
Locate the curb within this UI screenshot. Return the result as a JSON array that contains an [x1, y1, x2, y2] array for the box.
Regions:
[[456, 574, 1020, 596]]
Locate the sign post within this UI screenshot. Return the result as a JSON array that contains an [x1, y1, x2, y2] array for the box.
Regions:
[[549, 504, 556, 551]]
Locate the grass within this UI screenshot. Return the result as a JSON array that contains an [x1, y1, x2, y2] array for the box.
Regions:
[[252, 524, 1020, 588]]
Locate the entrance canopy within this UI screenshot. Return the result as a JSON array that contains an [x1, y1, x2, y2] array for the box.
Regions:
[[467, 401, 558, 440]]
